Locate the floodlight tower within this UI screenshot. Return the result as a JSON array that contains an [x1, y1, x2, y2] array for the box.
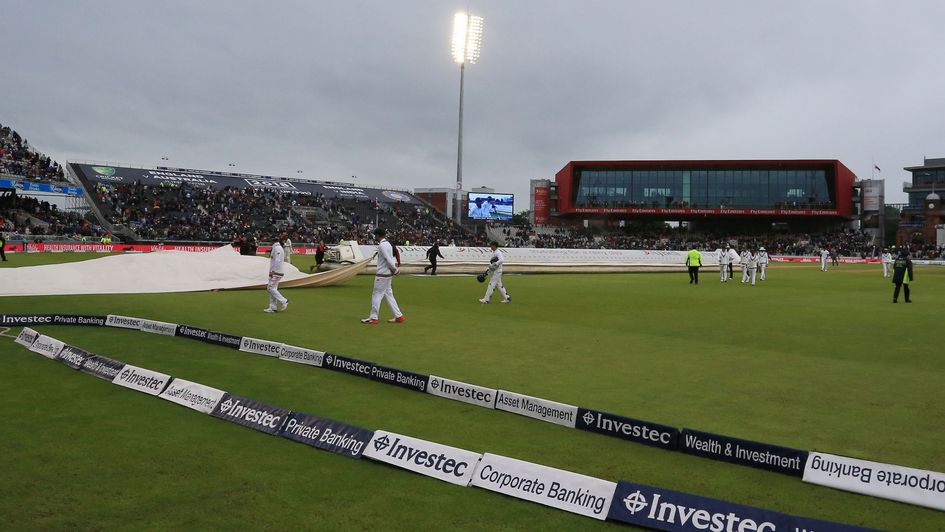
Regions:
[[451, 12, 483, 224]]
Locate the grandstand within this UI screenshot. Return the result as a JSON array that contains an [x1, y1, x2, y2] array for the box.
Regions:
[[66, 162, 466, 245]]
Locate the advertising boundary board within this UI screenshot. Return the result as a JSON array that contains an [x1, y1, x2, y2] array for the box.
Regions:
[[607, 480, 876, 531], [112, 364, 172, 396], [471, 453, 617, 520], [4, 338, 888, 530], [280, 412, 373, 458], [278, 344, 324, 367], [211, 393, 290, 435], [495, 389, 577, 428], [57, 345, 96, 370], [427, 375, 497, 409], [106, 314, 142, 329], [364, 431, 482, 486], [804, 452, 945, 512], [139, 319, 179, 336], [239, 336, 284, 357], [576, 408, 679, 450], [680, 428, 808, 477], [29, 334, 65, 359], [13, 312, 945, 515], [14, 326, 39, 347], [159, 378, 226, 414], [0, 314, 106, 327]]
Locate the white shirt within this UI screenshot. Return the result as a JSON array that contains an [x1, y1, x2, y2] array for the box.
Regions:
[[269, 242, 285, 275], [882, 252, 893, 264], [727, 249, 738, 263], [718, 249, 731, 265], [284, 238, 293, 263], [489, 248, 504, 273], [740, 251, 754, 267], [821, 250, 829, 260], [756, 251, 769, 264], [376, 239, 398, 276]]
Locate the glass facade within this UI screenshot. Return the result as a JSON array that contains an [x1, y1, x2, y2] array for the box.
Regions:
[[573, 168, 834, 209], [906, 168, 945, 208]]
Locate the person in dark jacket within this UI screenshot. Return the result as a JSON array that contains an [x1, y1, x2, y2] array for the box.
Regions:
[[424, 242, 444, 275], [891, 249, 914, 303]]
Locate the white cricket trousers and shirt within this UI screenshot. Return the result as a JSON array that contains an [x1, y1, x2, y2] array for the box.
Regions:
[[267, 242, 289, 310], [756, 251, 769, 281], [740, 251, 754, 283], [881, 252, 892, 277], [718, 249, 731, 282], [820, 250, 829, 271], [483, 248, 509, 302], [369, 239, 403, 320]]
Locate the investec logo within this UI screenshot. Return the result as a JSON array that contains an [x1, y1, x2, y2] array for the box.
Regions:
[[106, 315, 141, 328], [219, 398, 283, 431], [620, 490, 776, 532], [366, 432, 478, 486], [580, 410, 675, 447], [3, 315, 53, 325], [428, 376, 495, 408]]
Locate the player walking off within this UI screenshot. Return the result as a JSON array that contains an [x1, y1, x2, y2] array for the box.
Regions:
[[264, 234, 289, 313], [820, 248, 829, 271], [717, 245, 731, 282], [740, 249, 754, 283], [881, 248, 893, 278], [756, 246, 769, 281], [891, 249, 914, 303], [479, 241, 511, 304], [362, 228, 406, 324]]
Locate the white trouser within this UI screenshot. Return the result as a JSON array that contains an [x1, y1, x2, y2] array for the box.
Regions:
[[758, 263, 767, 280], [267, 273, 288, 309], [750, 266, 757, 285], [882, 263, 889, 277], [720, 264, 728, 281], [484, 270, 508, 301], [821, 258, 827, 271], [370, 275, 402, 320], [741, 265, 750, 282]]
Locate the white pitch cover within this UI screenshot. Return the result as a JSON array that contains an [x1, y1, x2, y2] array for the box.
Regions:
[[803, 452, 945, 511], [159, 378, 226, 414], [278, 344, 324, 367], [105, 314, 143, 329], [427, 375, 497, 409], [111, 364, 172, 396], [139, 319, 179, 336], [471, 453, 616, 520], [239, 336, 284, 357], [28, 334, 65, 359], [494, 390, 578, 428], [363, 430, 482, 486], [14, 327, 39, 348]]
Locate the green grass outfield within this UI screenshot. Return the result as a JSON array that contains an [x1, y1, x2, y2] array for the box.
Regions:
[[1, 253, 943, 530]]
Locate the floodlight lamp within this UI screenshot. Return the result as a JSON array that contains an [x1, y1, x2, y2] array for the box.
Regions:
[[451, 13, 483, 64]]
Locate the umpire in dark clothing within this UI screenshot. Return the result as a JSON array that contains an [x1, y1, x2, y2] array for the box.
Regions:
[[891, 249, 914, 303], [424, 242, 444, 275]]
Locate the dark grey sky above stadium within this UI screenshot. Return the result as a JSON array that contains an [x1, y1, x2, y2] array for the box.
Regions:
[[2, 0, 943, 204]]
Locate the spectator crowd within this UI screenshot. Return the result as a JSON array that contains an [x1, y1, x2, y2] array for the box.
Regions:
[[0, 123, 67, 183]]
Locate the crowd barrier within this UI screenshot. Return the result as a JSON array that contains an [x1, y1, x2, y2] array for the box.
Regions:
[[7, 324, 878, 530]]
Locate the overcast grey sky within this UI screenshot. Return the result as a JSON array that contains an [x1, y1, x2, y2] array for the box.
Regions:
[[2, 0, 942, 205]]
